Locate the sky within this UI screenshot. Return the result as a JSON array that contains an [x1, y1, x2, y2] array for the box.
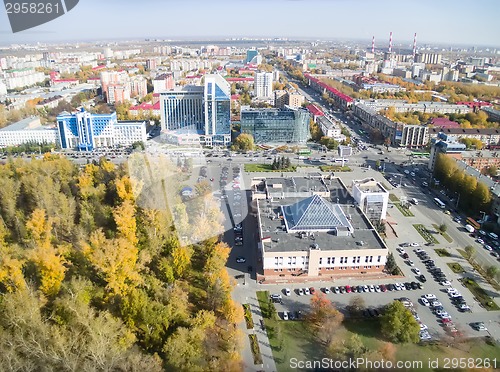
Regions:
[[1, 0, 500, 47]]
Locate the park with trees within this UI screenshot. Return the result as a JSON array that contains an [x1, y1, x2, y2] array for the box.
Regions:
[[0, 155, 243, 370]]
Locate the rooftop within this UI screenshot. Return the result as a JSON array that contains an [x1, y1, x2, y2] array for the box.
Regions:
[[265, 176, 329, 195], [258, 196, 385, 253], [0, 116, 44, 131]]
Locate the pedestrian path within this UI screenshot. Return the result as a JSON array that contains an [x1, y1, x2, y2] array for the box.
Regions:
[[233, 285, 278, 372]]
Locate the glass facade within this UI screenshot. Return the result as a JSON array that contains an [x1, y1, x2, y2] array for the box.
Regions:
[[159, 74, 231, 146], [240, 107, 310, 144]]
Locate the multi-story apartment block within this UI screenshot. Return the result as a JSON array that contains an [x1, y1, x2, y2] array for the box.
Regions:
[[0, 117, 58, 147], [254, 72, 273, 98]]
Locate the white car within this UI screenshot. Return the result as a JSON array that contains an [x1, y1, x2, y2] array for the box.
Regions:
[[304, 288, 310, 295], [419, 330, 432, 340], [423, 294, 437, 300], [284, 288, 291, 296], [397, 248, 406, 255], [410, 242, 420, 247], [419, 323, 428, 331], [282, 311, 289, 321], [407, 260, 415, 266], [450, 292, 462, 298], [431, 301, 442, 308], [375, 285, 381, 292], [414, 248, 424, 254], [368, 284, 375, 292], [413, 268, 421, 275], [362, 285, 369, 292], [397, 282, 405, 290], [323, 287, 331, 294], [440, 281, 452, 286], [420, 297, 430, 306], [484, 245, 493, 251], [298, 288, 304, 296], [446, 287, 458, 294]]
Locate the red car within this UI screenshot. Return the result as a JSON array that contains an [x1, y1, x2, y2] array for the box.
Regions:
[[309, 287, 316, 295], [441, 317, 452, 323], [345, 285, 352, 293]]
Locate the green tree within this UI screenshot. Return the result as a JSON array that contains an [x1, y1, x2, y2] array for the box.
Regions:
[[438, 223, 448, 234], [486, 266, 499, 281], [231, 133, 254, 151], [385, 252, 398, 275], [380, 301, 420, 343], [464, 245, 476, 260]]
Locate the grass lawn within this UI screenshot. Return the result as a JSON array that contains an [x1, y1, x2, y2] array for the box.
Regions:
[[262, 315, 500, 372], [319, 165, 352, 172], [243, 304, 254, 329], [248, 334, 263, 365], [432, 224, 454, 243], [447, 262, 466, 273], [394, 203, 415, 217], [461, 277, 500, 311], [413, 224, 439, 244], [389, 194, 400, 203], [457, 249, 500, 291], [434, 248, 451, 257], [244, 164, 297, 172]]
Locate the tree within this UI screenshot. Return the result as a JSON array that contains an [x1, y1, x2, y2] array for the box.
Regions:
[[346, 295, 365, 318], [231, 133, 254, 151], [438, 223, 448, 234], [464, 245, 476, 260], [306, 292, 344, 345], [486, 266, 499, 281], [385, 252, 398, 275], [380, 301, 420, 343]]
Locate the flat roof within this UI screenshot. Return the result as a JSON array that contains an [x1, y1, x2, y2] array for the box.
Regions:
[[265, 176, 328, 194], [258, 197, 385, 253], [0, 116, 41, 131]]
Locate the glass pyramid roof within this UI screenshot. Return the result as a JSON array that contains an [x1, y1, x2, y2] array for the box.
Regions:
[[281, 195, 351, 231]]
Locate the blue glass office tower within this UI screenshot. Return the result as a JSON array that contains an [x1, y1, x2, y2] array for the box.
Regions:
[[240, 107, 311, 144], [204, 74, 231, 146], [159, 74, 231, 146]]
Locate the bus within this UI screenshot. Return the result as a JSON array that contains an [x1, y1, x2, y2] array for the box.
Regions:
[[433, 198, 446, 209], [466, 217, 480, 230], [297, 149, 312, 155]]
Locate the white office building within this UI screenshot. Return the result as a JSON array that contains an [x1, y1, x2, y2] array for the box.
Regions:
[[352, 178, 389, 222], [0, 117, 58, 147]]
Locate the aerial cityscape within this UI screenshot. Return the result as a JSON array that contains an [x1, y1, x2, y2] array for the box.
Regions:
[[0, 1, 500, 371]]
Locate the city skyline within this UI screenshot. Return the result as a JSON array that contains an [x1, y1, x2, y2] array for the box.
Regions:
[[1, 0, 499, 48]]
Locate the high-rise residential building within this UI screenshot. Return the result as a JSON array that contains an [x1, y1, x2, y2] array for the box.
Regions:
[[57, 109, 146, 151], [240, 106, 310, 144], [153, 73, 174, 92], [274, 90, 287, 109], [0, 81, 6, 96], [129, 76, 148, 99], [159, 74, 231, 146], [287, 91, 305, 108], [415, 53, 442, 64], [146, 58, 157, 70], [254, 72, 273, 98], [107, 84, 131, 104]]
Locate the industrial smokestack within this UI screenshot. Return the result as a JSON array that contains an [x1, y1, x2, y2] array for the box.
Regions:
[[389, 32, 393, 53], [372, 36, 375, 54], [412, 32, 417, 59]]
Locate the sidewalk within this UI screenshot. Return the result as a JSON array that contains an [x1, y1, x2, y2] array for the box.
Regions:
[[233, 284, 278, 372]]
